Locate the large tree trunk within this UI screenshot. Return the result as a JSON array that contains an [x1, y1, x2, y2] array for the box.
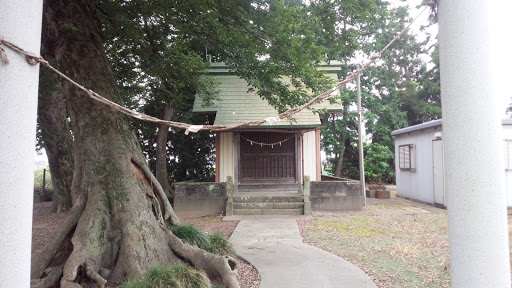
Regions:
[[37, 1, 238, 287], [155, 103, 174, 197], [334, 106, 349, 178], [38, 58, 74, 213], [333, 132, 346, 178]]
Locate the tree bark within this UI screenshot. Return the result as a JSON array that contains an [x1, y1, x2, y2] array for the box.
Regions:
[[38, 22, 75, 212], [334, 106, 348, 178], [155, 103, 174, 197], [38, 67, 74, 212], [334, 132, 346, 178], [39, 1, 238, 287]]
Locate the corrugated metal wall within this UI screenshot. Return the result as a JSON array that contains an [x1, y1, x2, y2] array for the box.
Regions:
[[502, 124, 512, 206], [303, 131, 317, 181], [395, 122, 512, 207], [218, 132, 234, 182], [394, 127, 441, 204]]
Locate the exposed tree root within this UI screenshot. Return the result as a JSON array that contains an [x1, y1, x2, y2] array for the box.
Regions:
[[131, 157, 180, 226], [31, 193, 86, 279], [33, 156, 239, 288], [163, 226, 240, 288], [31, 265, 63, 288]]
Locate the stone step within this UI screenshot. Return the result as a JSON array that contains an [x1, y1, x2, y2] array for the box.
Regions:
[[233, 195, 304, 203], [233, 208, 304, 216], [238, 183, 299, 193], [233, 202, 304, 209]]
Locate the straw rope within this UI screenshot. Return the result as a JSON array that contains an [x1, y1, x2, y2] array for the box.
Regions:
[[0, 5, 429, 133]]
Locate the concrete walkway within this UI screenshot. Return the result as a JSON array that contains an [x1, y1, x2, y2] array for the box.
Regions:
[[229, 217, 377, 288]]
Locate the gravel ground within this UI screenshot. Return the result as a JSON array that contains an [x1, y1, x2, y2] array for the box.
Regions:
[[32, 202, 260, 288]]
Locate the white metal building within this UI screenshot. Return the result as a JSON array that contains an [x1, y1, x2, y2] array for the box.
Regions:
[[392, 119, 512, 207]]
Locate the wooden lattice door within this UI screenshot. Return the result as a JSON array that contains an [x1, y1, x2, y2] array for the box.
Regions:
[[239, 132, 296, 183]]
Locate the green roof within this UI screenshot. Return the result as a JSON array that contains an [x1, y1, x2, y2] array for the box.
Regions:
[[193, 62, 343, 126]]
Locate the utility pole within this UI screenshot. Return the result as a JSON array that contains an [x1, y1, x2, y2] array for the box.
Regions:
[[0, 1, 43, 287], [357, 68, 366, 206], [439, 0, 511, 287]]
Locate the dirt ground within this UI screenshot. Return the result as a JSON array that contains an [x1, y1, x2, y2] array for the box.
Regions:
[[31, 203, 260, 287]]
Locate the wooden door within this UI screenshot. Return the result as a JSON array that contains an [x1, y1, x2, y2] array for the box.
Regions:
[[239, 132, 296, 183]]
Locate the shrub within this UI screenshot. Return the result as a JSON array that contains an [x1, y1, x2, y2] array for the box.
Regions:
[[205, 232, 236, 256], [171, 224, 210, 249], [122, 264, 210, 288], [364, 142, 394, 182]]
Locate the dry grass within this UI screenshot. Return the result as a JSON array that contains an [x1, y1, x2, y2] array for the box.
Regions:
[[299, 206, 450, 288], [300, 204, 512, 288]]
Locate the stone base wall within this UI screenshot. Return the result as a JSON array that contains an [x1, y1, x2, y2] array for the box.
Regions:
[[310, 180, 362, 211], [174, 182, 227, 218], [174, 178, 363, 216]]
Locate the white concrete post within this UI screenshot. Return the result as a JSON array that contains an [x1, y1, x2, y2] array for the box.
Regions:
[[439, 1, 511, 287], [357, 68, 366, 206], [0, 1, 43, 286]]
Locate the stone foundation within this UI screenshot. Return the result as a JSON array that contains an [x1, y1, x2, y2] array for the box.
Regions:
[[310, 180, 362, 211], [174, 181, 227, 218], [174, 176, 363, 216]]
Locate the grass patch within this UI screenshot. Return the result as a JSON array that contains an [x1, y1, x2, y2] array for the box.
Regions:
[[313, 216, 384, 237], [171, 224, 210, 249], [122, 264, 210, 288], [302, 214, 450, 288], [171, 225, 236, 256], [206, 232, 236, 256]]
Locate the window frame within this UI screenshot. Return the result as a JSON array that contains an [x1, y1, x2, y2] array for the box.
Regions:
[[399, 144, 415, 170]]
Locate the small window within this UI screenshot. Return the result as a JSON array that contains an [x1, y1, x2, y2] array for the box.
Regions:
[[399, 144, 415, 170]]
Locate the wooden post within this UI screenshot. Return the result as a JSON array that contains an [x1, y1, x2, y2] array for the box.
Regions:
[[315, 128, 321, 181], [215, 133, 220, 183], [0, 1, 43, 286], [42, 168, 46, 193]]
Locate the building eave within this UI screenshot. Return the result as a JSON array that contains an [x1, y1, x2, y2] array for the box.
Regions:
[[391, 119, 443, 136]]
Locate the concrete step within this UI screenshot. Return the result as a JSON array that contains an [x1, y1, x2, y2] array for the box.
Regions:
[[233, 208, 304, 216], [233, 195, 304, 203], [238, 183, 299, 193], [233, 202, 304, 209]]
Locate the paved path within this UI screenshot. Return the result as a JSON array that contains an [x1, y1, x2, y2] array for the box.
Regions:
[[229, 217, 377, 288]]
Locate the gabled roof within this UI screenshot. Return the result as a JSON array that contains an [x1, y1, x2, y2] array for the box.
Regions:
[[193, 62, 343, 127]]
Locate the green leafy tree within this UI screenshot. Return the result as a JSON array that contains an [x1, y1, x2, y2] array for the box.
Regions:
[[321, 3, 441, 182], [35, 0, 382, 286], [364, 142, 394, 182]]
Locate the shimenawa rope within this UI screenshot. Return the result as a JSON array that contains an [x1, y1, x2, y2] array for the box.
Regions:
[[0, 5, 429, 133]]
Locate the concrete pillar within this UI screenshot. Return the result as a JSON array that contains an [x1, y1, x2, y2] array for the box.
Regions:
[[0, 1, 43, 286], [439, 1, 511, 287], [356, 69, 366, 206], [225, 176, 234, 216], [303, 176, 311, 215]]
